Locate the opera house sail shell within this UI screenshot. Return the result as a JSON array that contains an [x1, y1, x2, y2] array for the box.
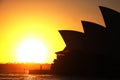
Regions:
[[59, 30, 85, 52], [99, 6, 120, 77], [51, 6, 120, 77]]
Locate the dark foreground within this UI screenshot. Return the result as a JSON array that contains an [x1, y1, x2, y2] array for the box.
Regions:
[[0, 74, 109, 80]]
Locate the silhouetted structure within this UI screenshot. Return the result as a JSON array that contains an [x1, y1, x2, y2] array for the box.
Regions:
[[51, 6, 120, 78], [81, 21, 107, 54], [81, 21, 108, 77], [51, 30, 87, 76], [59, 30, 85, 51], [0, 63, 51, 74], [99, 6, 120, 78]]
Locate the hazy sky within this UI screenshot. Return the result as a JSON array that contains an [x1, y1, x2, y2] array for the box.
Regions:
[[0, 0, 120, 63]]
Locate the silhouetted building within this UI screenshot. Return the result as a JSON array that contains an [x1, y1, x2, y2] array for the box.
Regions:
[[82, 21, 107, 54], [51, 6, 120, 78], [59, 30, 85, 51], [99, 6, 120, 54], [51, 30, 87, 75], [81, 21, 110, 77], [99, 6, 120, 78]]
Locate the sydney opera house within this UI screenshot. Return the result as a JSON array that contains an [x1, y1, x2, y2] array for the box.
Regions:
[[51, 6, 120, 78]]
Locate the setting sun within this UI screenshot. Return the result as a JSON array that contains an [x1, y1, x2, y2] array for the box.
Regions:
[[17, 39, 47, 63], [0, 0, 111, 64]]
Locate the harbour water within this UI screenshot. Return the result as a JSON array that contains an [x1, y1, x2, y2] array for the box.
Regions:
[[0, 74, 107, 80]]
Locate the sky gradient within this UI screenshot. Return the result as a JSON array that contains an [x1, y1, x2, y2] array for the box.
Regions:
[[0, 0, 120, 63]]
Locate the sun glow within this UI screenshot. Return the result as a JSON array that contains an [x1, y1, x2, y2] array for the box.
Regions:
[[17, 39, 47, 63]]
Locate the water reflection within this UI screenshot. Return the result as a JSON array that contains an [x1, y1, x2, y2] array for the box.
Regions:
[[0, 74, 107, 80]]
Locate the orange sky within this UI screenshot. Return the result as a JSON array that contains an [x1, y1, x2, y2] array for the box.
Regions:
[[0, 0, 120, 63]]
